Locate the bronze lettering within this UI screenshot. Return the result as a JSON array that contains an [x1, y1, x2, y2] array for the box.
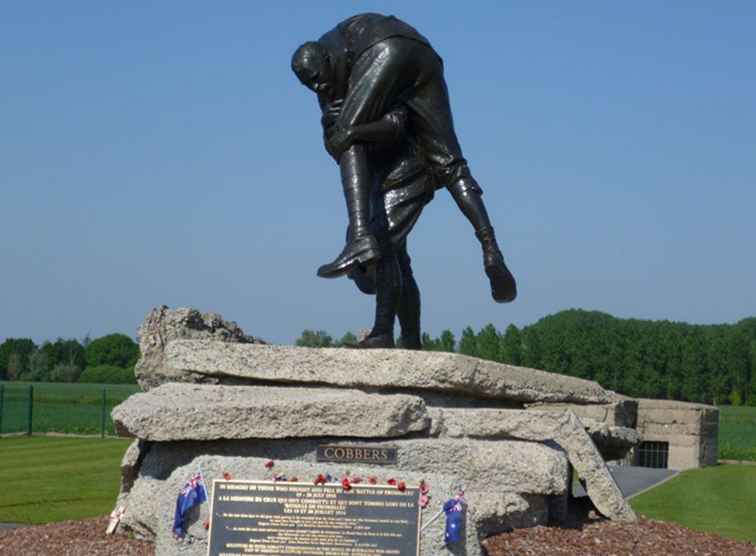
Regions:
[[316, 445, 397, 465]]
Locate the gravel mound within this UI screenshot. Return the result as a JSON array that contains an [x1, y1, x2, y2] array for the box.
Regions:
[[1, 516, 753, 555], [483, 517, 756, 555], [0, 517, 153, 556]]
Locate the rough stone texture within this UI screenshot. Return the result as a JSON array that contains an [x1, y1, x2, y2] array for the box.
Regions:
[[134, 307, 616, 403], [115, 436, 568, 543], [526, 398, 638, 428], [633, 398, 719, 469], [429, 408, 639, 461], [117, 440, 149, 507], [581, 418, 641, 461], [112, 383, 429, 441], [122, 436, 567, 495], [135, 306, 265, 390], [427, 408, 636, 522], [153, 340, 616, 405], [133, 456, 550, 556]]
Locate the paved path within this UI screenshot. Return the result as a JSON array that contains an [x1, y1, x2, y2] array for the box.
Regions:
[[0, 523, 27, 530], [574, 465, 678, 499]]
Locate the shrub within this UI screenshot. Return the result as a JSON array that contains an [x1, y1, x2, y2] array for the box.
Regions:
[[49, 363, 83, 383], [86, 334, 139, 369], [79, 365, 137, 385]]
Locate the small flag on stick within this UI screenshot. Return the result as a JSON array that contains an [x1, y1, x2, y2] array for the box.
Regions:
[[172, 471, 208, 538], [443, 491, 465, 545]]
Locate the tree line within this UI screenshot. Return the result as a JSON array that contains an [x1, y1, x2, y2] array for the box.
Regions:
[[296, 309, 756, 406], [0, 334, 139, 384]]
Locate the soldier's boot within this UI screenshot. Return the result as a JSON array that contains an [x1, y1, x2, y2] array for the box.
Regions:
[[318, 147, 381, 278], [397, 255, 422, 350], [448, 176, 517, 303], [353, 250, 399, 349], [476, 226, 517, 303], [399, 333, 422, 350], [353, 332, 396, 349]]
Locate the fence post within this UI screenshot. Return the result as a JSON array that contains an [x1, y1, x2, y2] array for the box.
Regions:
[[101, 387, 107, 439], [27, 385, 34, 436], [0, 384, 4, 435]]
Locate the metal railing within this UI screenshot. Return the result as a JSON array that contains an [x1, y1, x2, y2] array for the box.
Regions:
[[0, 382, 139, 438]]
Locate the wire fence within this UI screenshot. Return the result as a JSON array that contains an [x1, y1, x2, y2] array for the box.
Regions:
[[0, 381, 140, 437]]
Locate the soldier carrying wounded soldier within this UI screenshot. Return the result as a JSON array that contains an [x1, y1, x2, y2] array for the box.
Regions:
[[292, 13, 517, 347]]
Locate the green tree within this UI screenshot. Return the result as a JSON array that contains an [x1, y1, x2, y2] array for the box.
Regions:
[[681, 331, 706, 402], [0, 338, 36, 380], [439, 330, 456, 353], [79, 365, 137, 384], [26, 349, 51, 381], [6, 353, 22, 380], [476, 324, 501, 362], [50, 363, 83, 383], [421, 333, 442, 351], [458, 327, 478, 357], [295, 330, 333, 348], [335, 331, 357, 347], [500, 325, 522, 365], [86, 334, 139, 368], [41, 338, 86, 374], [521, 328, 542, 368]]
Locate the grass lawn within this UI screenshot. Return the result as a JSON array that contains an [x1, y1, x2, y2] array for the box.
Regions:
[[631, 464, 756, 543], [719, 405, 756, 461], [0, 436, 132, 524]]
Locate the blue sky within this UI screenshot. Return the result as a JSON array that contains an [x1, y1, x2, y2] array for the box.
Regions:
[[1, 2, 754, 344]]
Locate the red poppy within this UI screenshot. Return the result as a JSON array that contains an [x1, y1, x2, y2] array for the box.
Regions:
[[222, 472, 232, 481], [203, 519, 210, 530], [368, 476, 378, 485], [387, 478, 397, 486], [314, 474, 327, 485], [419, 480, 429, 494], [397, 481, 406, 492], [341, 477, 352, 491], [264, 460, 275, 469]]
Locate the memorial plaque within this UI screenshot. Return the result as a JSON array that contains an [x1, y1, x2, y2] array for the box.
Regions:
[[316, 445, 398, 465], [207, 480, 421, 556]]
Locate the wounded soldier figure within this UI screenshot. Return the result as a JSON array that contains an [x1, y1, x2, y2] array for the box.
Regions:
[[293, 12, 516, 306]]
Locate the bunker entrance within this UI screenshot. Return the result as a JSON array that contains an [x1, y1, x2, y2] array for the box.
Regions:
[[637, 441, 669, 468]]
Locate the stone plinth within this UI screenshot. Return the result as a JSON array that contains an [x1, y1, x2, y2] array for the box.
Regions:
[[112, 383, 429, 441], [110, 306, 638, 556]]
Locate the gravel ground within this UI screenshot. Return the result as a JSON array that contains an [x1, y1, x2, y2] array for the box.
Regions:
[[1, 516, 754, 555], [483, 518, 756, 556], [0, 517, 153, 556]]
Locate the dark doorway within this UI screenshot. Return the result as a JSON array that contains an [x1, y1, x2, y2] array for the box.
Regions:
[[637, 441, 669, 468]]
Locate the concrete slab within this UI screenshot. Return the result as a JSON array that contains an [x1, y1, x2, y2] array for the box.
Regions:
[[573, 466, 678, 499]]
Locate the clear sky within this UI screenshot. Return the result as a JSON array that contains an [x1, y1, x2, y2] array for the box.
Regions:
[[1, 2, 754, 345]]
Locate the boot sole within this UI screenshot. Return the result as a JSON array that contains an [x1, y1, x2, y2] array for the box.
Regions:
[[486, 263, 517, 303], [317, 248, 381, 279]]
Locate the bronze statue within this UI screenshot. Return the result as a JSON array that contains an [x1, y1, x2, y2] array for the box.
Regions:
[[293, 13, 517, 348]]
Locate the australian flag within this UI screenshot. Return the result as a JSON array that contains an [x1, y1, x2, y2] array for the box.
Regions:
[[172, 472, 207, 538], [443, 496, 465, 545]]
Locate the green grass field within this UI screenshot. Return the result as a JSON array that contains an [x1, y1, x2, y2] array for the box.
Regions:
[[0, 381, 140, 436], [718, 405, 756, 461], [0, 436, 132, 524], [631, 464, 756, 543]]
